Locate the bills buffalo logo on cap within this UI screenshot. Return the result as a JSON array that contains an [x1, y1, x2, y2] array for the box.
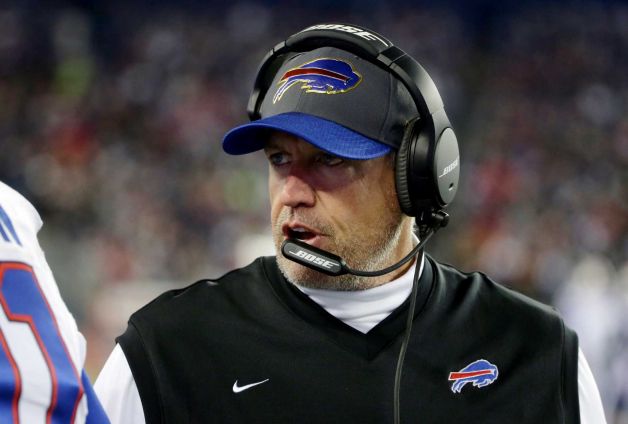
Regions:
[[273, 58, 362, 103], [448, 359, 499, 393]]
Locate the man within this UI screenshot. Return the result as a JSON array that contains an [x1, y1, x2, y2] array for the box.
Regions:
[[0, 181, 109, 423], [95, 24, 606, 423]]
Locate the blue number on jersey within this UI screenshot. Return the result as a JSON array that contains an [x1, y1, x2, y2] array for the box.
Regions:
[[0, 262, 84, 422], [0, 326, 20, 422]]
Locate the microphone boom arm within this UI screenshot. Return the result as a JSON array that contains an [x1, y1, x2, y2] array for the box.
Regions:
[[280, 211, 446, 278]]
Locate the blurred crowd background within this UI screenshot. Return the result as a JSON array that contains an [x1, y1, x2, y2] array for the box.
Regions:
[[0, 0, 626, 421]]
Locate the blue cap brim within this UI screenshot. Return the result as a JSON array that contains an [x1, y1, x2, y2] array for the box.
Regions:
[[222, 112, 391, 160]]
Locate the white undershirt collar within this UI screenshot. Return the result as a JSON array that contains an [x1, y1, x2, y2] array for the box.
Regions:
[[297, 252, 425, 334]]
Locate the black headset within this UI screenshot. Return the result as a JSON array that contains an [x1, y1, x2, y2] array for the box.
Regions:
[[247, 23, 460, 229]]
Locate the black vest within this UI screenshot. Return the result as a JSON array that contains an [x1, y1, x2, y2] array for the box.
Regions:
[[118, 256, 580, 423]]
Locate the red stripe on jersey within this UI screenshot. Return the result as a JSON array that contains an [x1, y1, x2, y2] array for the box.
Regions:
[[448, 369, 493, 380]]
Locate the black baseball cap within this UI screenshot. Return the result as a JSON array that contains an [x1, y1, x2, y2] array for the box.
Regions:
[[222, 46, 418, 160]]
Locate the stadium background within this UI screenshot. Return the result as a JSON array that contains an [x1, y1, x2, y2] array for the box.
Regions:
[[0, 0, 626, 421]]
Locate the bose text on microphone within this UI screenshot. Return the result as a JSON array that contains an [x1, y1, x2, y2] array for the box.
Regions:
[[281, 239, 346, 276]]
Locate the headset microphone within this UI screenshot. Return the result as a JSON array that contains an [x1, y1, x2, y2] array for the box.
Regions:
[[281, 211, 448, 278]]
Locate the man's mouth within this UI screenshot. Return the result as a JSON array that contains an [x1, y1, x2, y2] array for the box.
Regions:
[[282, 223, 320, 243], [288, 227, 316, 241]]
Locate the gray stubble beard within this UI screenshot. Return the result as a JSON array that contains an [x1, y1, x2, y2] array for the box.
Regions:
[[273, 207, 407, 291]]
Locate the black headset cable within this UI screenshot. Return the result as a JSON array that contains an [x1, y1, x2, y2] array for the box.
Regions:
[[393, 226, 439, 424]]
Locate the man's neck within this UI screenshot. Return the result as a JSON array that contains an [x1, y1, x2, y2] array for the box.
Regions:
[[386, 226, 418, 282]]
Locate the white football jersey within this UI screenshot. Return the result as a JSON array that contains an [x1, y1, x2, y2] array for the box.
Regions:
[[0, 181, 108, 423]]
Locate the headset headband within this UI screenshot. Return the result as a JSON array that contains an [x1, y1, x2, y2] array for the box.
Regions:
[[248, 23, 446, 128]]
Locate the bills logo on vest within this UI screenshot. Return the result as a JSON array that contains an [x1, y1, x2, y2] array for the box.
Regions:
[[273, 58, 362, 103], [448, 359, 499, 393]]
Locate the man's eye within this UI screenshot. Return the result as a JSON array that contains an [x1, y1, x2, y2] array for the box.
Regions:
[[268, 152, 289, 166], [318, 153, 344, 166]]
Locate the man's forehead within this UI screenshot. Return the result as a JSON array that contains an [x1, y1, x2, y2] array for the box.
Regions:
[[261, 129, 393, 163]]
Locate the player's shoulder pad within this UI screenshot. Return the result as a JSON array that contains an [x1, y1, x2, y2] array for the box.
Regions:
[[0, 181, 42, 238]]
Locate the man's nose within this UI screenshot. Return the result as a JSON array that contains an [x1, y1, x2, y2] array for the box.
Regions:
[[278, 173, 316, 209]]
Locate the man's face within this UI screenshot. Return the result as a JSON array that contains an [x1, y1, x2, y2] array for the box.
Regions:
[[265, 132, 413, 291]]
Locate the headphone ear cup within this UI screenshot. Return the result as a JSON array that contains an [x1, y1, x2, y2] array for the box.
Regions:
[[432, 127, 460, 208], [395, 119, 419, 217]]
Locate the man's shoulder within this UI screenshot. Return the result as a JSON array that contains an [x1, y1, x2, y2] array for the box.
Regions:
[[428, 257, 577, 373], [429, 257, 564, 326], [128, 256, 275, 322]]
